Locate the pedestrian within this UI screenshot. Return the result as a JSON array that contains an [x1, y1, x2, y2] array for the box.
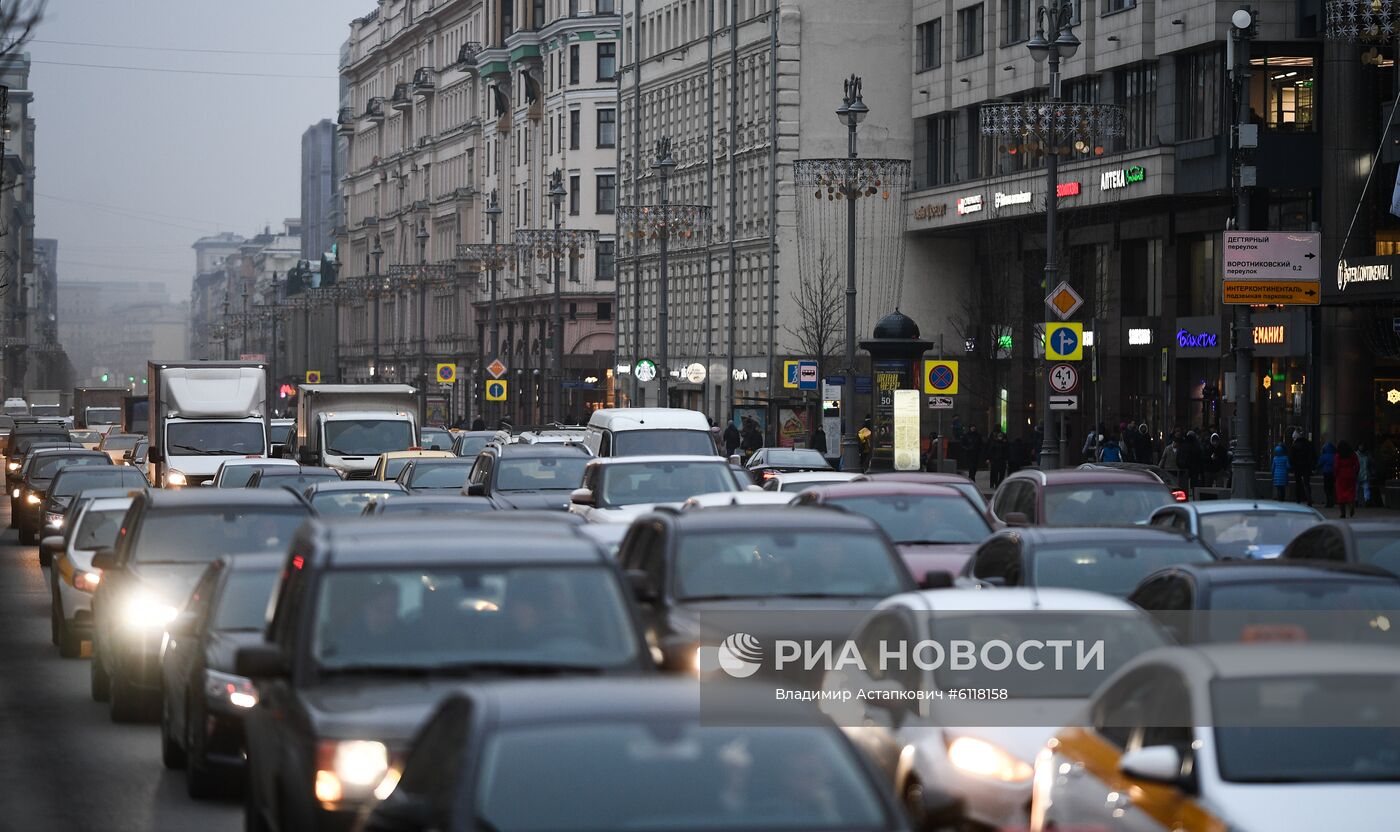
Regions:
[[857, 417, 874, 471], [1358, 443, 1374, 508], [739, 417, 763, 462], [470, 416, 487, 432], [810, 423, 828, 459], [1271, 444, 1291, 501], [1099, 434, 1123, 462], [1009, 434, 1029, 473], [987, 429, 1009, 487], [1081, 429, 1099, 464], [1318, 440, 1337, 508], [1159, 433, 1185, 491], [1206, 433, 1229, 487], [962, 425, 985, 483], [1289, 432, 1315, 505], [1335, 441, 1360, 518], [723, 420, 741, 457], [1182, 431, 1205, 488], [1134, 422, 1152, 465], [922, 430, 941, 472]]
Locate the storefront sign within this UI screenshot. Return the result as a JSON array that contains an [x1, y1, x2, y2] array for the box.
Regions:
[[1176, 329, 1218, 348], [994, 191, 1032, 208], [1101, 165, 1147, 191], [1253, 324, 1285, 345], [914, 203, 948, 220], [1128, 327, 1154, 345], [1056, 181, 1081, 198], [956, 194, 983, 215], [1249, 310, 1305, 357], [1337, 258, 1394, 292]]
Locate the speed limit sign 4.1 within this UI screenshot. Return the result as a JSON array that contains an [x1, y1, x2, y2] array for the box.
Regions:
[[1049, 363, 1079, 394]]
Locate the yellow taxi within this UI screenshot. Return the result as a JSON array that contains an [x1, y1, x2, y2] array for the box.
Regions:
[[369, 448, 455, 481]]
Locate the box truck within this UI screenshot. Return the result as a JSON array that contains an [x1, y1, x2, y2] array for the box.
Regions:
[[72, 387, 126, 430], [147, 361, 269, 488], [294, 384, 419, 478]]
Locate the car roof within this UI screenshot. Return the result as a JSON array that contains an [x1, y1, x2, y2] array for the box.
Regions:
[[863, 472, 977, 485], [1316, 520, 1400, 533], [683, 491, 795, 508], [27, 449, 109, 466], [1171, 500, 1322, 516], [489, 442, 590, 458], [1150, 559, 1398, 584], [669, 505, 877, 532], [809, 482, 967, 500], [86, 495, 137, 511], [311, 517, 606, 566], [1017, 469, 1167, 485], [771, 471, 863, 483], [216, 552, 286, 571], [258, 466, 340, 477], [587, 454, 728, 467], [74, 487, 143, 501], [379, 449, 456, 460], [221, 458, 299, 469], [407, 457, 476, 466], [141, 489, 308, 509], [883, 586, 1140, 613], [304, 480, 406, 494], [586, 408, 710, 431], [377, 494, 492, 507], [1012, 526, 1192, 544]]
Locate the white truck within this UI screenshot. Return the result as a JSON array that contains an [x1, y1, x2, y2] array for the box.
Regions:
[[28, 390, 71, 425], [147, 361, 269, 488], [72, 387, 126, 430], [293, 384, 419, 478]]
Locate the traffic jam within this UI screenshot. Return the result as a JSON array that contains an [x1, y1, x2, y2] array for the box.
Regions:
[[5, 362, 1399, 832]]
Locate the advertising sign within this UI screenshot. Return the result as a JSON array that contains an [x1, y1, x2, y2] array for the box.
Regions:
[[893, 390, 921, 471]]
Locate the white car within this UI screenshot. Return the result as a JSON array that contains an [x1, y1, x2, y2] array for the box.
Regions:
[[569, 455, 741, 523], [761, 470, 864, 493], [1032, 643, 1400, 832], [823, 588, 1168, 830], [681, 491, 795, 509], [46, 493, 134, 657]]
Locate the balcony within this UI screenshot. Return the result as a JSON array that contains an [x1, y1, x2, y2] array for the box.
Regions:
[[457, 41, 483, 68], [336, 106, 356, 136], [365, 97, 386, 124], [391, 82, 414, 112], [412, 67, 435, 97]]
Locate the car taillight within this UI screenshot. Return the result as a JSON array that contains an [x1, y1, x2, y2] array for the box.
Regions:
[[762, 471, 775, 480], [1172, 489, 1188, 502], [1241, 624, 1306, 643]]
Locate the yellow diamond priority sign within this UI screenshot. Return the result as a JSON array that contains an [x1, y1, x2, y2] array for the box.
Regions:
[[1045, 281, 1084, 321]]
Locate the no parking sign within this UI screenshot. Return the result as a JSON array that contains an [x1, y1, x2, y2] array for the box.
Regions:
[[922, 360, 959, 395]]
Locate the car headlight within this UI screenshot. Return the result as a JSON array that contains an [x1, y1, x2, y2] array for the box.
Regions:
[[74, 569, 100, 591], [10, 488, 18, 498], [316, 739, 390, 804], [44, 512, 63, 527], [123, 594, 178, 628], [946, 735, 1034, 781], [204, 669, 258, 709], [165, 470, 187, 487], [7, 461, 19, 471], [25, 493, 41, 505]]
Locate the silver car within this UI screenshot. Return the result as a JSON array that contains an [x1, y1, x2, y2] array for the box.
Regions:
[[45, 492, 134, 658], [1146, 499, 1324, 559]]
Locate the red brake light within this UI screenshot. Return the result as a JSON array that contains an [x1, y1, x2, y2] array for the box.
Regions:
[[1241, 624, 1306, 643], [1172, 489, 1188, 502], [762, 471, 775, 480], [292, 555, 304, 570]]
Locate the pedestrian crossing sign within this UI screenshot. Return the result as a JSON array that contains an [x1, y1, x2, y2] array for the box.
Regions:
[[486, 379, 508, 401]]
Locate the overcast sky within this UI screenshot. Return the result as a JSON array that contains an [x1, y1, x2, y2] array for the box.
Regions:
[[30, 0, 352, 298]]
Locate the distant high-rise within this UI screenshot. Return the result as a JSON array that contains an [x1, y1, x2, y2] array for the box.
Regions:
[[300, 119, 337, 261]]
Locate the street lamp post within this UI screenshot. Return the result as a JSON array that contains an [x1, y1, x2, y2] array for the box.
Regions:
[[269, 271, 280, 411], [417, 222, 430, 416], [654, 141, 676, 409], [548, 170, 568, 423], [486, 190, 503, 426], [220, 290, 230, 361], [835, 76, 868, 474], [371, 237, 384, 380]]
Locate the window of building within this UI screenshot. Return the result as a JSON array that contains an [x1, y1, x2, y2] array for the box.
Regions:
[[1115, 64, 1157, 149], [598, 301, 613, 320], [1248, 55, 1316, 132], [1102, 0, 1134, 13], [598, 43, 617, 81], [569, 0, 579, 15], [570, 109, 580, 150], [533, 0, 545, 29], [570, 174, 581, 215], [598, 0, 615, 12], [1177, 48, 1222, 141], [917, 19, 942, 71], [1121, 238, 1163, 316], [597, 174, 616, 213], [925, 113, 958, 186], [570, 45, 580, 84], [597, 107, 616, 147], [957, 5, 984, 59], [1003, 0, 1030, 45], [597, 241, 615, 280]]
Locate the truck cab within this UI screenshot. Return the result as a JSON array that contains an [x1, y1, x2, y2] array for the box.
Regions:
[[147, 362, 269, 488], [294, 384, 420, 479]]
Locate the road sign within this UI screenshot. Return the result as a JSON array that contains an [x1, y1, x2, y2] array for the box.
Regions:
[[485, 379, 508, 401], [305, 370, 321, 384], [928, 395, 955, 409], [634, 359, 657, 382], [922, 359, 960, 394], [798, 361, 818, 390], [1049, 363, 1079, 394], [822, 380, 841, 402], [436, 363, 457, 384], [783, 360, 801, 389], [1222, 231, 1321, 306], [1049, 395, 1079, 411], [487, 358, 507, 379], [1045, 323, 1083, 361], [1045, 281, 1084, 321]]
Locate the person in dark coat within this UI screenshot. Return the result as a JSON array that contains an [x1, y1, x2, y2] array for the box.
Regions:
[[962, 425, 985, 482], [470, 416, 487, 432], [987, 430, 1009, 487], [1181, 431, 1204, 488], [810, 425, 828, 459], [1009, 435, 1030, 473], [1318, 441, 1337, 508], [1335, 441, 1360, 518], [739, 417, 763, 461], [723, 421, 742, 457], [1289, 433, 1315, 505]]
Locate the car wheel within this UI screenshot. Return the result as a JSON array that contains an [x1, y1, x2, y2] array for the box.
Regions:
[[90, 644, 111, 702], [161, 689, 187, 769], [185, 694, 220, 799], [109, 668, 149, 723]]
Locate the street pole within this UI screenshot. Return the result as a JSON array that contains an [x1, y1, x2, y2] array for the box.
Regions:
[[655, 141, 675, 409], [1229, 8, 1256, 497], [221, 291, 230, 361], [417, 221, 430, 419], [269, 271, 280, 414], [372, 237, 383, 381], [836, 75, 868, 474], [486, 190, 502, 427], [550, 170, 567, 423]]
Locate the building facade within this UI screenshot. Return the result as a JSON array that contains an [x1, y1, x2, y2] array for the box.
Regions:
[[301, 119, 339, 262], [60, 280, 181, 385]]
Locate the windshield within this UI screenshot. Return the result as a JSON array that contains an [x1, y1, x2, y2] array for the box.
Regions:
[[30, 405, 64, 417], [312, 565, 639, 671], [599, 461, 737, 507], [1032, 540, 1213, 596], [165, 422, 265, 456], [675, 530, 906, 600], [212, 570, 280, 631], [0, 416, 12, 430], [250, 471, 341, 488], [33, 454, 110, 480], [408, 463, 474, 488], [612, 429, 716, 456], [2, 405, 25, 416], [1355, 533, 1400, 574], [132, 508, 308, 563], [74, 506, 129, 551], [51, 468, 144, 499], [1198, 511, 1320, 558], [382, 457, 416, 479], [86, 408, 121, 424], [217, 464, 280, 488], [779, 479, 849, 494], [757, 449, 829, 469], [1208, 581, 1400, 612], [828, 494, 990, 543], [496, 456, 588, 492], [323, 419, 415, 456], [456, 435, 492, 457], [70, 431, 103, 443], [420, 428, 452, 450], [379, 499, 494, 515], [1043, 483, 1174, 525], [1213, 676, 1400, 782], [100, 434, 140, 452], [311, 489, 402, 516], [476, 725, 885, 832]]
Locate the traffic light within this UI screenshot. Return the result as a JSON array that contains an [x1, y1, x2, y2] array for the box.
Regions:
[[142, 377, 148, 385], [127, 376, 135, 383], [100, 373, 109, 383]]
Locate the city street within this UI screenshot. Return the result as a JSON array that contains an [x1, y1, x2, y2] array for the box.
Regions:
[[0, 505, 240, 832]]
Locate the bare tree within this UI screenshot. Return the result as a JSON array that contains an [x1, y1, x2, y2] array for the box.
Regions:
[[0, 0, 43, 60], [785, 242, 844, 381]]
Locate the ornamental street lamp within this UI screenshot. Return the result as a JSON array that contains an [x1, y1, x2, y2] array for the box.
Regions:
[[836, 76, 867, 474], [371, 236, 384, 379], [458, 190, 515, 425]]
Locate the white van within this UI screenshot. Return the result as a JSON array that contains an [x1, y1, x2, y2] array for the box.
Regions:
[[584, 408, 717, 457]]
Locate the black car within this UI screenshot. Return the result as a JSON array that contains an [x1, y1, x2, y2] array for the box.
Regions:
[[615, 506, 915, 672], [959, 526, 1217, 598], [160, 553, 284, 798], [394, 458, 476, 493], [745, 447, 833, 481], [38, 465, 148, 549], [452, 429, 499, 458], [245, 466, 343, 489], [16, 449, 113, 544], [1279, 520, 1400, 575], [5, 421, 72, 472], [465, 441, 590, 510], [1128, 559, 1400, 643], [363, 678, 962, 832], [89, 489, 313, 722], [236, 517, 652, 831], [418, 426, 453, 452], [302, 481, 407, 517], [7, 438, 83, 514], [360, 494, 495, 516]]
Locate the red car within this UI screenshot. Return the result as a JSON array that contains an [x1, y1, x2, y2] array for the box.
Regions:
[[989, 469, 1176, 527], [794, 482, 993, 584], [859, 471, 992, 518]]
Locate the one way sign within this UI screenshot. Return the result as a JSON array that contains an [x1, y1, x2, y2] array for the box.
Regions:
[[1049, 395, 1079, 411]]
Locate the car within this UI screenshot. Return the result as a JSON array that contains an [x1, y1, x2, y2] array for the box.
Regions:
[[615, 506, 916, 672], [1078, 460, 1186, 499], [88, 489, 313, 722], [360, 493, 496, 515], [244, 465, 342, 489], [1127, 559, 1400, 643], [97, 432, 144, 465], [6, 436, 81, 504], [9, 443, 82, 520], [369, 448, 455, 481], [1031, 644, 1400, 832], [745, 446, 833, 481], [268, 418, 296, 459], [5, 419, 69, 465], [38, 464, 148, 544], [1278, 519, 1400, 574], [795, 483, 993, 583], [301, 480, 407, 517], [826, 588, 1168, 831], [583, 407, 717, 457], [237, 517, 654, 831], [464, 441, 591, 510], [1145, 499, 1324, 559], [859, 471, 991, 516], [126, 437, 150, 480], [569, 455, 743, 523], [681, 490, 797, 509], [416, 426, 454, 452], [160, 553, 284, 798], [70, 429, 105, 450], [762, 470, 864, 493], [208, 457, 301, 488], [15, 449, 113, 544], [515, 427, 588, 445], [960, 526, 1217, 597], [3, 396, 28, 416], [44, 490, 135, 657], [989, 469, 1177, 526], [452, 429, 498, 458], [393, 457, 476, 493], [361, 677, 962, 832]]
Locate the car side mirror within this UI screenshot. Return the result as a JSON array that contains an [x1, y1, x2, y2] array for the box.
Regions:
[[465, 482, 486, 497], [199, 480, 213, 487], [1119, 745, 1184, 784], [918, 570, 954, 590], [1002, 511, 1029, 526], [90, 547, 119, 571], [727, 453, 741, 466], [979, 575, 1007, 587], [745, 484, 764, 493], [297, 448, 317, 465], [39, 535, 65, 559], [235, 644, 289, 680], [121, 450, 133, 462], [148, 447, 163, 463], [570, 487, 595, 507], [625, 569, 656, 603], [915, 784, 966, 831]]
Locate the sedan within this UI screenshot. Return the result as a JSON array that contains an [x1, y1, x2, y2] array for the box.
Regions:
[[960, 527, 1216, 598], [39, 465, 147, 546], [745, 446, 832, 481], [1279, 520, 1400, 574], [393, 458, 476, 493], [989, 469, 1177, 527], [1077, 461, 1186, 499], [452, 429, 498, 458], [1146, 499, 1323, 559], [569, 455, 742, 523], [16, 449, 113, 544], [418, 426, 454, 452], [302, 481, 407, 517], [762, 470, 864, 493], [208, 458, 300, 488], [97, 432, 143, 465], [45, 491, 134, 657], [70, 429, 105, 450], [160, 553, 283, 798]]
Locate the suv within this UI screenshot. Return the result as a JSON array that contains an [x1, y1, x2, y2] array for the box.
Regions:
[[465, 441, 591, 510], [237, 517, 652, 831], [988, 469, 1176, 527], [88, 489, 313, 722]]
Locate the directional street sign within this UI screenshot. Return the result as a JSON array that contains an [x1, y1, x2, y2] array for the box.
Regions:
[[485, 379, 508, 401], [922, 359, 960, 394], [798, 361, 818, 390], [1045, 323, 1084, 361], [436, 363, 457, 384], [928, 395, 955, 409], [1222, 231, 1321, 306], [1049, 363, 1079, 394], [1045, 281, 1084, 321], [1049, 395, 1079, 411], [487, 358, 507, 379]]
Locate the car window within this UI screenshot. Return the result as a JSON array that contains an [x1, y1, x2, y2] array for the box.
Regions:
[[72, 506, 128, 551], [1031, 540, 1214, 597], [673, 530, 906, 600], [611, 429, 715, 456], [213, 570, 281, 631], [1093, 664, 1189, 748], [855, 611, 921, 693], [457, 435, 491, 458], [970, 538, 1022, 584], [310, 489, 401, 517], [51, 468, 144, 498], [1197, 511, 1321, 559], [1352, 531, 1400, 573], [825, 494, 990, 543], [599, 461, 736, 506], [1042, 483, 1174, 525], [1012, 481, 1038, 521], [323, 420, 416, 457], [33, 454, 110, 479], [131, 508, 310, 563], [409, 464, 474, 488], [494, 456, 588, 492], [185, 567, 222, 629]]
